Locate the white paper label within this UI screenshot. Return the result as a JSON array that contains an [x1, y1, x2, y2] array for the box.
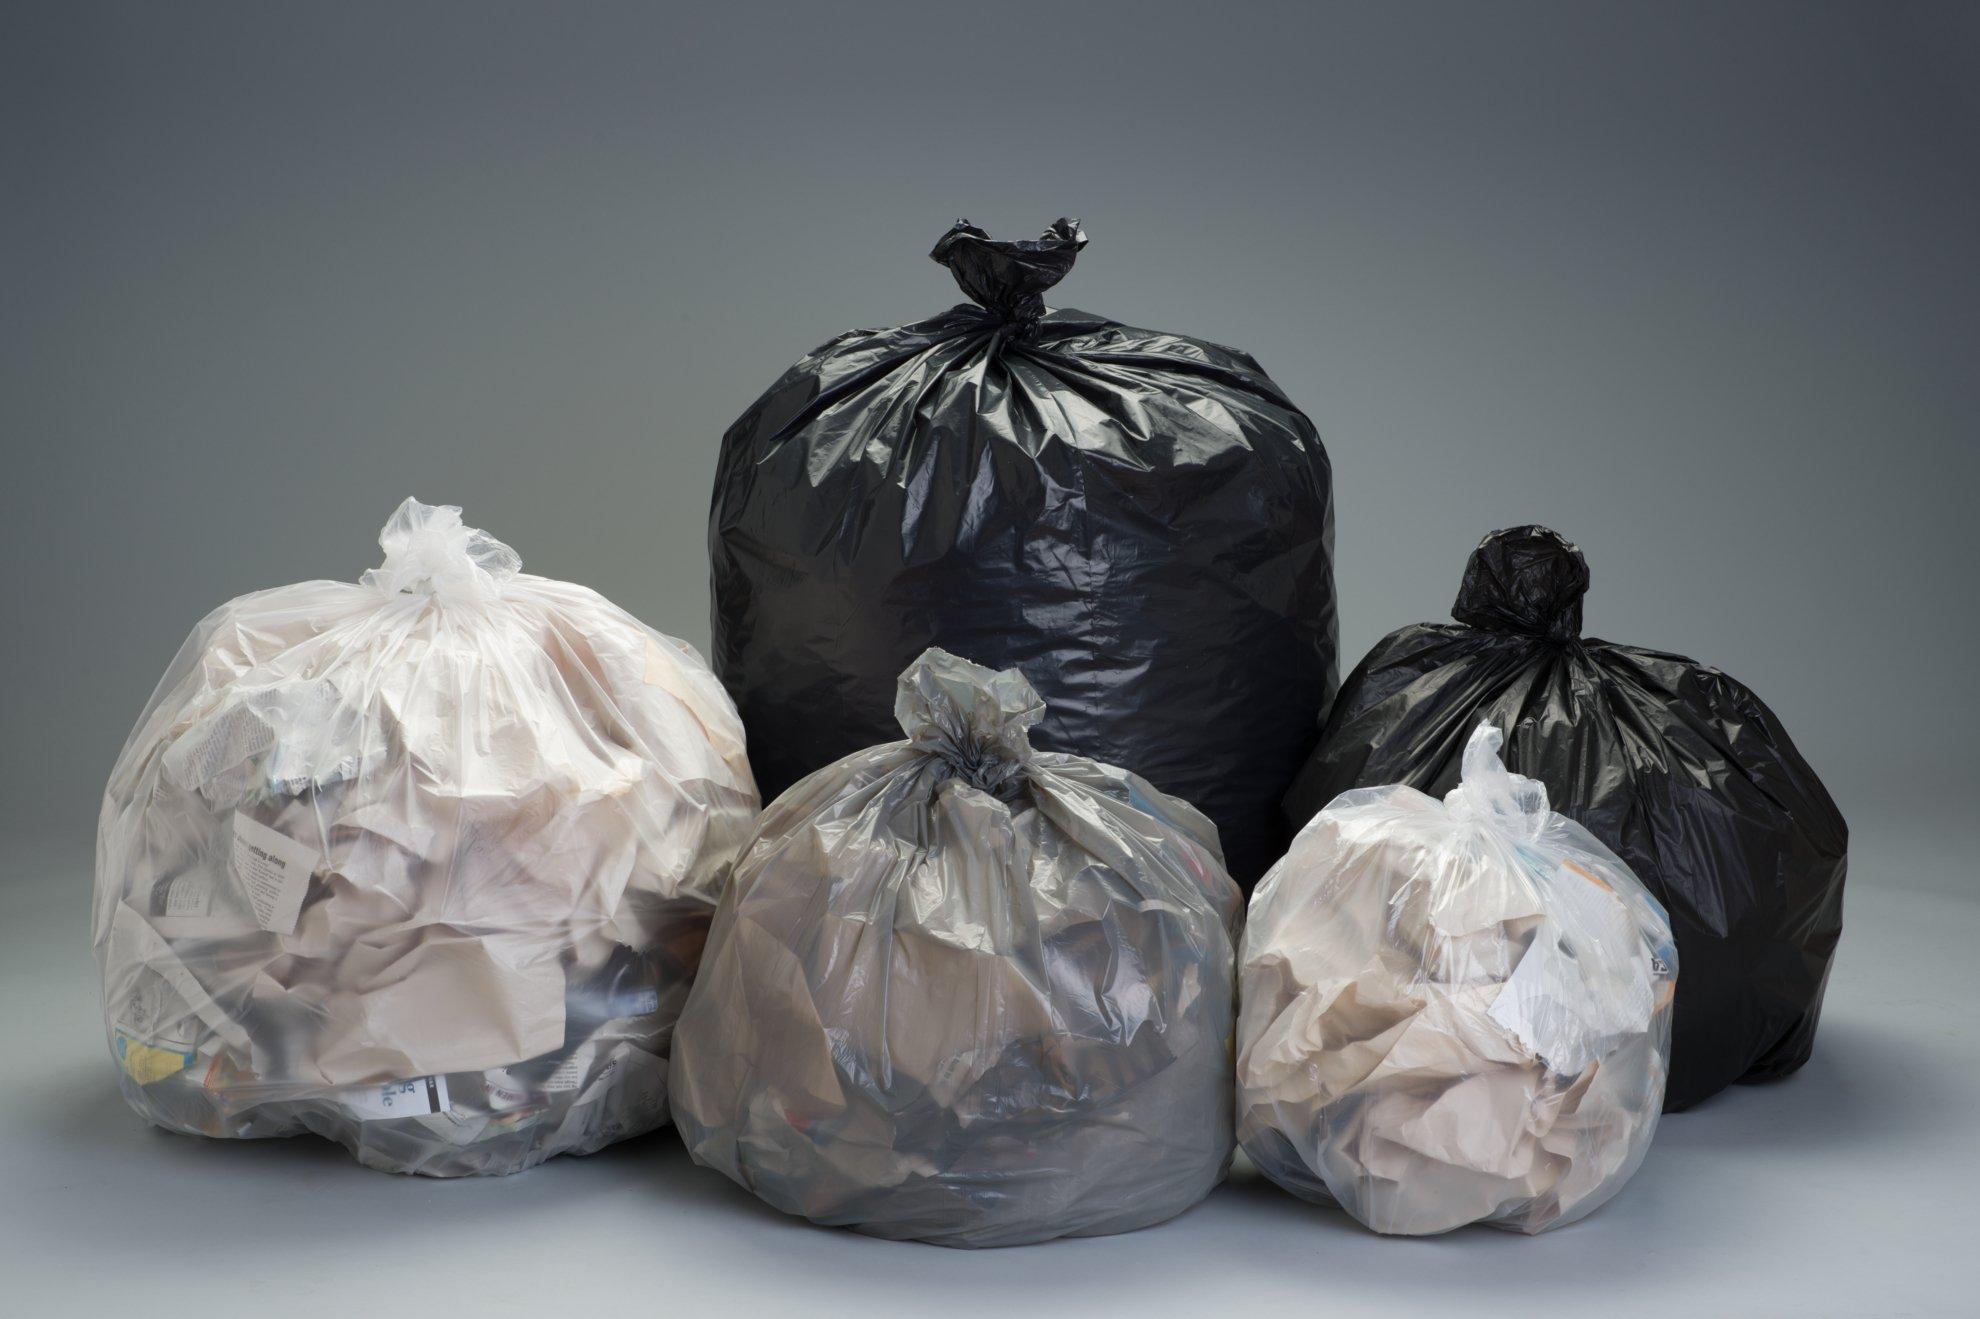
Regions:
[[1550, 863, 1639, 959], [148, 869, 256, 942], [108, 903, 258, 1056], [229, 813, 316, 935], [116, 967, 200, 1054], [484, 1068, 533, 1112], [164, 703, 274, 793], [257, 678, 362, 792], [335, 1075, 452, 1121], [544, 1047, 606, 1094], [162, 873, 216, 919], [1489, 865, 1656, 1075]]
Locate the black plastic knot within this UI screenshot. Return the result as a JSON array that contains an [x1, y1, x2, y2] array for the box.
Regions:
[[1452, 525, 1590, 641], [930, 218, 1086, 324]]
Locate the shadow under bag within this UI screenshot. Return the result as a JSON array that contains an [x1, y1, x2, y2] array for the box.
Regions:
[[710, 219, 1338, 886], [1284, 526, 1847, 1111]]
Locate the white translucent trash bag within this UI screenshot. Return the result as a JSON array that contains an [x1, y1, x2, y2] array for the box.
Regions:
[[93, 498, 759, 1176], [669, 648, 1242, 1248], [1238, 724, 1676, 1234]]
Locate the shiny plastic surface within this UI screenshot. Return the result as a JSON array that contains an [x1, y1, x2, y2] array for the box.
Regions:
[[93, 499, 760, 1175], [1241, 724, 1676, 1235], [1285, 526, 1847, 1110], [669, 648, 1242, 1247], [710, 219, 1337, 885]]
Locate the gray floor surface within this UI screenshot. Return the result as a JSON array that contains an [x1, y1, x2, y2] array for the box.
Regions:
[[4, 801, 1971, 1317]]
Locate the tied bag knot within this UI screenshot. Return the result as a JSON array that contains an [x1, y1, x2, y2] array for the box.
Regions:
[[894, 648, 1042, 797], [1452, 525, 1589, 642], [362, 497, 522, 606], [930, 217, 1087, 328], [1442, 723, 1551, 840]]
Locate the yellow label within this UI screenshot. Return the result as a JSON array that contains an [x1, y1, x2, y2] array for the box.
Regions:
[[119, 1037, 192, 1085]]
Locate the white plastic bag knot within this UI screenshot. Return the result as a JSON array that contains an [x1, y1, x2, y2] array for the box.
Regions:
[[1443, 723, 1549, 838], [362, 498, 521, 605]]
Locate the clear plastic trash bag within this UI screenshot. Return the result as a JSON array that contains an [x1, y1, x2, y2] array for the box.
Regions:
[[92, 498, 759, 1176], [668, 648, 1242, 1247], [1237, 724, 1676, 1235]]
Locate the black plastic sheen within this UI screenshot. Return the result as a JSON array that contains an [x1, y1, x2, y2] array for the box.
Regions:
[[1283, 526, 1847, 1110], [710, 219, 1338, 885]]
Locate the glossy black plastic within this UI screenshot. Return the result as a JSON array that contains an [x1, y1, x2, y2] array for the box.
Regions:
[[1284, 526, 1848, 1111], [711, 219, 1338, 884]]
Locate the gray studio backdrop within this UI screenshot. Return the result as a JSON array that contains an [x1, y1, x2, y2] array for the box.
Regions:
[[5, 0, 1977, 860]]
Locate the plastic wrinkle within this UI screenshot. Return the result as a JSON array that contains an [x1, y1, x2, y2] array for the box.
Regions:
[[669, 648, 1243, 1247], [93, 498, 760, 1176], [1283, 525, 1848, 1111], [1239, 723, 1677, 1236], [712, 220, 1338, 887]]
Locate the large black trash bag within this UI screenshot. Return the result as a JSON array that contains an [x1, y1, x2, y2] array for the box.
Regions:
[[711, 218, 1338, 885], [1284, 526, 1847, 1111]]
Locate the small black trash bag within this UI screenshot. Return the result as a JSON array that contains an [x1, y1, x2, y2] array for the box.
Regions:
[[1284, 526, 1846, 1111], [710, 218, 1338, 885]]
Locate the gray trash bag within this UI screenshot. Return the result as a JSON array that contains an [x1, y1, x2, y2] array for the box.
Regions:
[[668, 647, 1242, 1247]]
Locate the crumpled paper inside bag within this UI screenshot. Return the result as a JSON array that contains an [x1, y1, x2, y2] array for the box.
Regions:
[[93, 498, 759, 1176], [1237, 724, 1676, 1235]]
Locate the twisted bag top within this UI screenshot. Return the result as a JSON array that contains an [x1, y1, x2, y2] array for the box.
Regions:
[[1284, 525, 1847, 1111], [710, 219, 1338, 887], [93, 498, 758, 1176], [668, 647, 1243, 1247]]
